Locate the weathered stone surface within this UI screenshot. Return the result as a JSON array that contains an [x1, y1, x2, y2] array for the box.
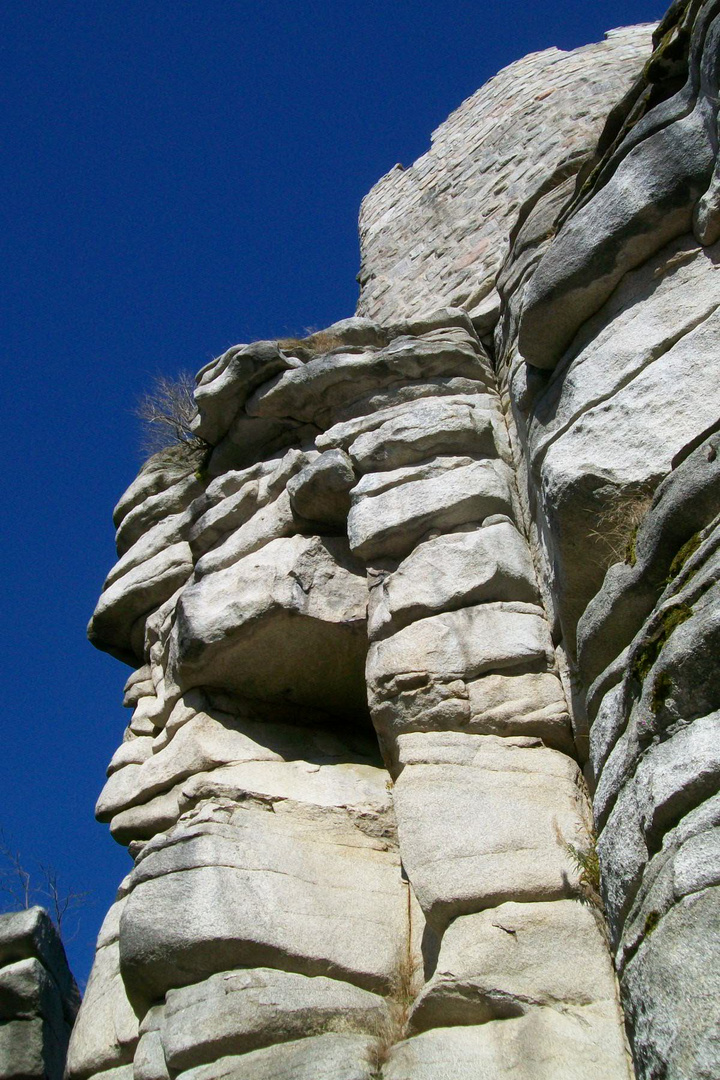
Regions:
[[0, 959, 64, 1032], [177, 760, 393, 825], [66, 921, 138, 1079], [515, 238, 720, 655], [621, 887, 720, 1080], [97, 709, 358, 822], [369, 667, 574, 757], [193, 488, 297, 577], [112, 447, 202, 530], [519, 3, 720, 371], [466, 671, 573, 749], [315, 382, 493, 457], [348, 459, 516, 561], [392, 735, 584, 929], [188, 450, 311, 559], [133, 1030, 169, 1080], [122, 665, 153, 707], [410, 900, 620, 1031], [168, 534, 368, 716], [0, 969, 72, 1080], [246, 328, 492, 428], [367, 521, 539, 639], [618, 794, 720, 967], [368, 603, 554, 697], [104, 513, 191, 591], [0, 1018, 50, 1080], [119, 810, 407, 1005], [161, 968, 388, 1070], [105, 754, 393, 847], [634, 711, 720, 847], [106, 735, 154, 776], [0, 909, 78, 1024], [286, 449, 355, 528], [115, 474, 204, 559], [383, 1008, 633, 1080], [82, 1066, 133, 1080], [348, 393, 505, 473], [174, 1033, 377, 1080], [192, 341, 300, 444], [89, 543, 193, 665]]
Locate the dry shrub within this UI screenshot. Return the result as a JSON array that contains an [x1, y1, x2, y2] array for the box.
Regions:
[[136, 371, 209, 460], [587, 492, 653, 569]]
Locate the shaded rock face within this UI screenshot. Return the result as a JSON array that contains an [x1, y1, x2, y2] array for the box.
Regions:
[[496, 3, 720, 1078], [76, 7, 720, 1080], [0, 908, 80, 1080]]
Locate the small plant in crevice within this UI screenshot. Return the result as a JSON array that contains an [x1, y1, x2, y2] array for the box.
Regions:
[[650, 670, 673, 714], [586, 492, 653, 570], [367, 944, 421, 1077], [643, 910, 662, 937], [276, 329, 349, 361], [565, 830, 602, 909]]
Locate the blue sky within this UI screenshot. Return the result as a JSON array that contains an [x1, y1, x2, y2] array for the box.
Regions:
[[1, 0, 667, 985]]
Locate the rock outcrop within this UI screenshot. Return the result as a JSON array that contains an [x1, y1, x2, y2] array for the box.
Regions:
[[76, 4, 720, 1079], [0, 908, 80, 1080]]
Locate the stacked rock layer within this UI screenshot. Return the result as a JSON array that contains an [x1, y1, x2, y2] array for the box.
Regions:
[[0, 908, 80, 1080], [77, 4, 720, 1080]]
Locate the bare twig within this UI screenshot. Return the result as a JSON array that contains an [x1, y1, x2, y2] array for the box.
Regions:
[[37, 865, 90, 939], [136, 371, 209, 457], [0, 830, 90, 940], [0, 832, 32, 910]]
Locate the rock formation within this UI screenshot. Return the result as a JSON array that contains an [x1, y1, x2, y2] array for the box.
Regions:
[[75, 3, 720, 1078], [0, 908, 80, 1080]]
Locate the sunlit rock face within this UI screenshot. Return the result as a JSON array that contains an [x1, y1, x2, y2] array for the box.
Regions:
[[75, 8, 720, 1080], [82, 307, 626, 1079]]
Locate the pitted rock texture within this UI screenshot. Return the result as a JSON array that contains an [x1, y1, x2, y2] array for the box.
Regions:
[[78, 6, 720, 1080], [0, 908, 80, 1080]]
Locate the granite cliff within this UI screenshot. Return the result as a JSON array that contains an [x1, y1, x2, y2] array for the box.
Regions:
[[47, 3, 720, 1079]]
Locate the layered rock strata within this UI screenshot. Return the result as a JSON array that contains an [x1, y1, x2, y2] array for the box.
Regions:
[[78, 6, 720, 1080], [82, 305, 633, 1080], [0, 908, 80, 1080]]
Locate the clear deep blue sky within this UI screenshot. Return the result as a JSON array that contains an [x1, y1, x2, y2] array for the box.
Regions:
[[2, 1, 667, 986]]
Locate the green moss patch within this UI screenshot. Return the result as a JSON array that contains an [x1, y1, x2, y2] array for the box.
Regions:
[[632, 603, 693, 683], [650, 671, 673, 714], [644, 910, 661, 937], [666, 531, 703, 583]]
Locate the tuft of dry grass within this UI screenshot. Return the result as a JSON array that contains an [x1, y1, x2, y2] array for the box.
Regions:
[[586, 492, 653, 570], [276, 329, 348, 360], [366, 945, 421, 1077]]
